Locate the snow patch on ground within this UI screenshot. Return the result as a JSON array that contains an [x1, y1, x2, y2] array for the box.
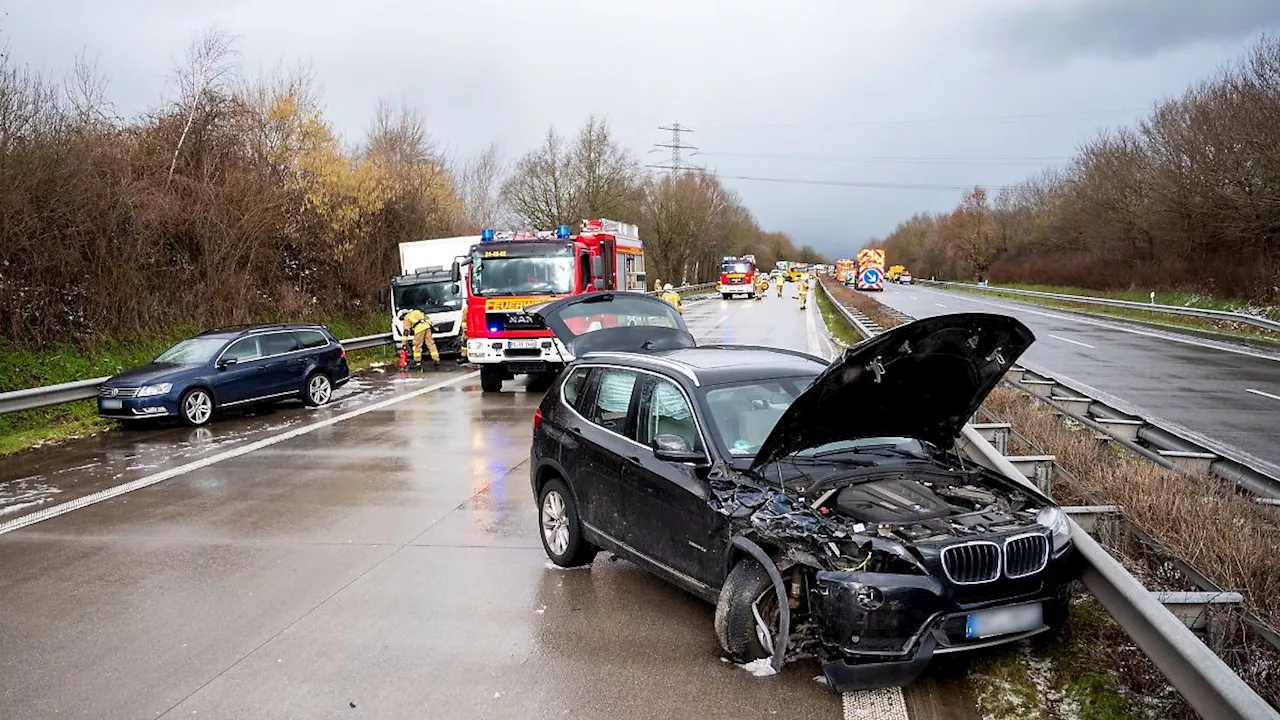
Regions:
[[542, 561, 591, 571], [737, 658, 778, 677]]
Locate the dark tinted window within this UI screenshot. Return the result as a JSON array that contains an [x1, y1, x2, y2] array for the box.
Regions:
[[586, 368, 638, 438], [222, 337, 261, 362], [259, 332, 299, 356], [562, 367, 589, 408], [295, 330, 329, 349], [638, 376, 702, 453]]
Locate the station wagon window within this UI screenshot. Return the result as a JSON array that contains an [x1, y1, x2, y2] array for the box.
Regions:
[[222, 337, 262, 362], [586, 368, 639, 437], [562, 366, 590, 408], [294, 330, 329, 349], [259, 332, 299, 356], [638, 377, 703, 453]]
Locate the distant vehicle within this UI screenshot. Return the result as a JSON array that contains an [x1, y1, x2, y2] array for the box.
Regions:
[[835, 259, 856, 284], [718, 256, 758, 299], [98, 324, 351, 427], [527, 293, 1077, 692], [383, 236, 474, 356], [899, 272, 913, 285]]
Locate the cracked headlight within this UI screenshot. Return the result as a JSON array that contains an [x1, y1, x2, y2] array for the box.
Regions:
[[137, 383, 172, 397], [1037, 506, 1072, 555]]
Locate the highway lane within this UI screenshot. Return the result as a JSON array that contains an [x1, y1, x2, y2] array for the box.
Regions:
[[874, 283, 1280, 476], [1, 290, 913, 720]]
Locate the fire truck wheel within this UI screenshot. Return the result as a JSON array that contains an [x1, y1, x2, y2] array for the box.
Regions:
[[480, 366, 504, 393]]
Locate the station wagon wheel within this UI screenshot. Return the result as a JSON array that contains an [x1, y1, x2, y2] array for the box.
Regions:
[[538, 478, 596, 567], [304, 372, 332, 406], [180, 389, 213, 427]]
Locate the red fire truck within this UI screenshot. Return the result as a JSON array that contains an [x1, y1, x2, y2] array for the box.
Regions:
[[461, 219, 646, 392], [718, 255, 759, 299]]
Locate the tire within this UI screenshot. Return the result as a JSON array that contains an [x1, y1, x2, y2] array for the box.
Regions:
[[538, 478, 596, 567], [303, 371, 332, 406], [480, 365, 503, 393], [721, 293, 731, 300], [179, 388, 214, 427], [714, 557, 780, 663]]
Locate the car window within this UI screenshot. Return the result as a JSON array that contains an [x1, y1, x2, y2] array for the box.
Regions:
[[222, 337, 261, 362], [259, 332, 299, 356], [704, 377, 813, 457], [294, 330, 329, 349], [586, 368, 639, 438], [562, 366, 589, 408], [639, 377, 703, 453]]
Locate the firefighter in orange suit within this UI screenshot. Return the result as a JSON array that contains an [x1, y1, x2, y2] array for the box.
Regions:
[[399, 308, 439, 369], [798, 276, 809, 310]]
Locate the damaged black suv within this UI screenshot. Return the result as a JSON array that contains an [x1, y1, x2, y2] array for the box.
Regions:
[[527, 292, 1079, 691]]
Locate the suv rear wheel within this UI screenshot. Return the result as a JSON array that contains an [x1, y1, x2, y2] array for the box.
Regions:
[[538, 478, 596, 567]]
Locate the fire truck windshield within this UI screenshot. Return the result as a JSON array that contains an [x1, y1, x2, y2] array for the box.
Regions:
[[393, 280, 461, 313], [721, 261, 752, 274], [471, 252, 576, 296]]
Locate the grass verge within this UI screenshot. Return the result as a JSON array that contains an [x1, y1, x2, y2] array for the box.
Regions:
[[0, 314, 388, 456], [820, 278, 908, 331], [814, 283, 863, 347]]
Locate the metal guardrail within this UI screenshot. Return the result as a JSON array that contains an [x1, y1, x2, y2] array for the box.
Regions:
[[817, 280, 1280, 719], [920, 280, 1280, 333], [0, 283, 720, 417], [0, 333, 396, 416]]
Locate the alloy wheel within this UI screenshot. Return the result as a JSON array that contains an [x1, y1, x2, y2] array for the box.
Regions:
[[308, 374, 332, 405], [541, 490, 570, 556], [184, 391, 212, 425]]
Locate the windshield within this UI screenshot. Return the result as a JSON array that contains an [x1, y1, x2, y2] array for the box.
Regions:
[[472, 254, 575, 296], [393, 280, 461, 312], [154, 337, 226, 364], [703, 377, 813, 459], [721, 262, 752, 275]]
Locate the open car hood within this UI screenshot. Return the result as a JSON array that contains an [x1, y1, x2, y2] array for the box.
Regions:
[[528, 291, 696, 356], [750, 313, 1034, 469]]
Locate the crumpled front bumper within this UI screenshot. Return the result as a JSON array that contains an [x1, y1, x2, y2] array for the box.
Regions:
[[811, 548, 1079, 692]]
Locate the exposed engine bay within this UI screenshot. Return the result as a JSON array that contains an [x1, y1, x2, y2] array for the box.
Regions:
[[708, 459, 1048, 575]]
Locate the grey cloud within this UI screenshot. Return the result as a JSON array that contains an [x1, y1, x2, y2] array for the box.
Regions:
[[994, 0, 1280, 60]]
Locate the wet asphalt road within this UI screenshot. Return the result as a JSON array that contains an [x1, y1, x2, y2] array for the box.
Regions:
[[875, 283, 1280, 476], [0, 289, 883, 720]]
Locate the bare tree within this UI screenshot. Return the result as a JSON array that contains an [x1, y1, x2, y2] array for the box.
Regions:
[[501, 127, 575, 229], [64, 49, 113, 127], [457, 143, 507, 229], [570, 116, 641, 219], [166, 28, 237, 185]]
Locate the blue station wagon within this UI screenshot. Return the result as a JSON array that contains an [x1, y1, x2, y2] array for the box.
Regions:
[[98, 324, 351, 427]]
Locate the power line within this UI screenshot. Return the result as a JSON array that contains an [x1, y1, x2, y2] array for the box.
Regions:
[[699, 109, 1141, 131], [715, 174, 1010, 192], [693, 151, 1071, 166], [647, 122, 699, 174]]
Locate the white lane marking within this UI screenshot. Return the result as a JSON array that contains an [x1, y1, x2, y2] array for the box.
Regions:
[[843, 687, 909, 720], [1246, 388, 1280, 402], [919, 288, 1280, 363], [1048, 334, 1096, 349], [805, 295, 825, 358], [0, 372, 479, 537]]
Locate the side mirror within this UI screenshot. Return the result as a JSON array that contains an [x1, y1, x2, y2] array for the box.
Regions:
[[652, 434, 705, 464], [377, 288, 388, 312], [452, 283, 460, 295], [451, 260, 463, 283], [216, 358, 238, 370]]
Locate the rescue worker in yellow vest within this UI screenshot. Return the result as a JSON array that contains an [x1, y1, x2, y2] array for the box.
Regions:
[[797, 276, 809, 310], [399, 308, 439, 369], [660, 283, 684, 313], [776, 274, 784, 297], [754, 274, 768, 300], [654, 278, 663, 292]]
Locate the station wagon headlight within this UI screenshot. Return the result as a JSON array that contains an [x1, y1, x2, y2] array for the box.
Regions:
[[137, 383, 172, 397], [1036, 506, 1072, 554]]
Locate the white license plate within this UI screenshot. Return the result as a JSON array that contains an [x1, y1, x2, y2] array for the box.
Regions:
[[507, 339, 538, 349], [965, 603, 1043, 639], [101, 399, 123, 410]]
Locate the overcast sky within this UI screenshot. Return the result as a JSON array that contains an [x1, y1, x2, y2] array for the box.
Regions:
[[5, 0, 1280, 256]]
